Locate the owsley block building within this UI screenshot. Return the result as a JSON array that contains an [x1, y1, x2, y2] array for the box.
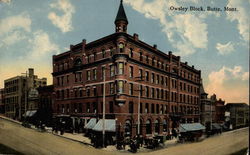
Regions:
[[52, 1, 201, 139]]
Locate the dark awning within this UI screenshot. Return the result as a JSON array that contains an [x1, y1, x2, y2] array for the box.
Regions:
[[93, 119, 116, 132], [212, 123, 222, 130], [24, 110, 37, 117], [179, 123, 205, 133], [84, 118, 97, 129]]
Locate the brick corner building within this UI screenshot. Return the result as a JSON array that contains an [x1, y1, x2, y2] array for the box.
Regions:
[[52, 0, 201, 139]]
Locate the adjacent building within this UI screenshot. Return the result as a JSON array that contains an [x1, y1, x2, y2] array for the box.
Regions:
[[200, 84, 215, 127], [4, 68, 47, 120], [52, 1, 201, 138], [0, 88, 4, 114], [225, 103, 249, 129]]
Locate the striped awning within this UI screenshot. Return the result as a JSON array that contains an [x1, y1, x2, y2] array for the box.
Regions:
[[179, 123, 205, 133], [93, 119, 116, 132], [84, 118, 97, 129]]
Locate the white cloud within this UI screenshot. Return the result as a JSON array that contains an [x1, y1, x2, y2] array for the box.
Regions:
[[48, 0, 75, 33], [206, 66, 249, 104], [0, 0, 11, 3], [1, 31, 26, 46], [0, 13, 31, 48], [226, 0, 249, 41], [124, 0, 208, 56], [29, 30, 59, 58], [216, 42, 234, 55], [0, 13, 31, 35]]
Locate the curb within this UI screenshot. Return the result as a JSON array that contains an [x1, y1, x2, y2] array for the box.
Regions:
[[50, 132, 92, 146]]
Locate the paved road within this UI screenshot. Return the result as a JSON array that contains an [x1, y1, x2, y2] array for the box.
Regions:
[[0, 118, 248, 155]]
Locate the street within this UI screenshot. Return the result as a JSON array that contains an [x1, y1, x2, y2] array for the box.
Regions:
[[0, 118, 248, 155]]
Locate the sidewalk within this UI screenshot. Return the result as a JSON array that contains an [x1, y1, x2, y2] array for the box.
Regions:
[[51, 132, 91, 145]]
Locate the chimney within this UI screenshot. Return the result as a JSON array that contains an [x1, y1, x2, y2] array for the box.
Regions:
[[133, 33, 139, 41], [70, 44, 74, 52], [28, 68, 34, 77], [185, 62, 188, 65], [153, 44, 157, 49], [82, 39, 86, 52]]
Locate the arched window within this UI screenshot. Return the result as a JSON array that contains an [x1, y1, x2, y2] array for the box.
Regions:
[[74, 58, 82, 67], [125, 120, 132, 137], [146, 119, 152, 134], [155, 119, 160, 135], [119, 43, 124, 53]]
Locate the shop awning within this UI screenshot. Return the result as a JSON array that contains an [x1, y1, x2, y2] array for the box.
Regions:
[[93, 119, 116, 132], [24, 110, 37, 117], [84, 118, 97, 129], [212, 123, 222, 130], [179, 123, 205, 133]]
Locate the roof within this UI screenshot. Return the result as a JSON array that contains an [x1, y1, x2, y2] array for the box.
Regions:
[[115, 0, 128, 24], [84, 118, 97, 129], [200, 82, 207, 95], [179, 123, 205, 132], [93, 119, 116, 132]]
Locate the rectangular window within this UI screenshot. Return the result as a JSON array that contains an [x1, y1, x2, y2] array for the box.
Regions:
[[145, 86, 149, 97], [139, 69, 142, 80], [161, 76, 164, 85], [67, 89, 70, 98], [129, 48, 133, 58], [109, 102, 114, 113], [151, 104, 155, 114], [151, 88, 155, 98], [110, 82, 114, 94], [61, 76, 64, 86], [75, 73, 78, 82], [145, 103, 149, 113], [146, 56, 149, 63], [118, 62, 124, 75], [145, 71, 149, 81], [129, 83, 133, 95], [93, 86, 97, 96], [93, 69, 97, 80], [87, 70, 91, 80], [129, 102, 134, 113], [156, 89, 159, 98], [118, 81, 124, 93], [139, 85, 143, 96], [110, 65, 115, 77], [87, 102, 90, 113], [110, 47, 114, 56], [156, 75, 159, 84], [102, 49, 106, 58], [140, 52, 143, 61], [151, 73, 155, 83], [79, 89, 82, 97], [129, 66, 133, 78], [57, 77, 60, 86], [67, 75, 69, 83], [93, 52, 97, 61], [102, 67, 105, 79], [86, 87, 90, 96]]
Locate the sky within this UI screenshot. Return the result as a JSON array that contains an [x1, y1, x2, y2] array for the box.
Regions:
[[0, 0, 249, 104]]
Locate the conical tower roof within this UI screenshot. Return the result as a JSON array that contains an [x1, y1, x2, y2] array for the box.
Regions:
[[115, 0, 128, 24]]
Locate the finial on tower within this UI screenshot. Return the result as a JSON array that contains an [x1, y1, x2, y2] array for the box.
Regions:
[[115, 0, 128, 33]]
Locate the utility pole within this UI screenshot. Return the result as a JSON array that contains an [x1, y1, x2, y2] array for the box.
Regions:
[[135, 76, 144, 135], [137, 84, 141, 135], [102, 67, 106, 148]]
